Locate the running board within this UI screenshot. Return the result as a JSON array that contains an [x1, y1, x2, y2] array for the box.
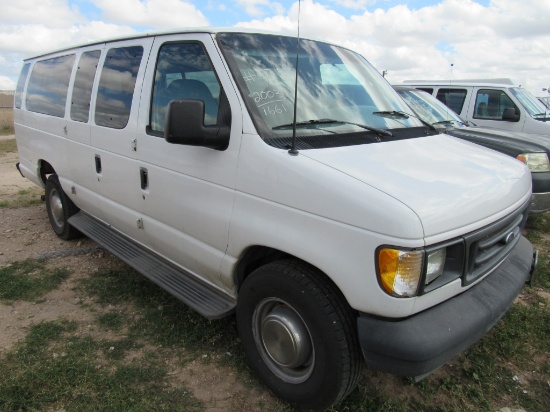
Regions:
[[68, 212, 236, 319]]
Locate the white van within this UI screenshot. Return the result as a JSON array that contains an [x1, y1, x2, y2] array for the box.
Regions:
[[404, 79, 550, 135], [14, 29, 537, 409]]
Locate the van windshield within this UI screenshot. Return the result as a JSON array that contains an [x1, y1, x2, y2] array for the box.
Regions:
[[396, 88, 468, 128], [509, 87, 550, 119], [217, 32, 423, 149]]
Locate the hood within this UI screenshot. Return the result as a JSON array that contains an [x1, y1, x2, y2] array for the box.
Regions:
[[446, 126, 550, 157], [302, 134, 531, 239]]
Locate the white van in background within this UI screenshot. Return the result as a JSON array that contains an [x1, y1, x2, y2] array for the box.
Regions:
[[14, 29, 537, 409], [404, 79, 550, 135]]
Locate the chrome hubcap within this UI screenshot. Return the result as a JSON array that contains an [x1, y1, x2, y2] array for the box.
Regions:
[[253, 298, 314, 383], [49, 189, 64, 228]]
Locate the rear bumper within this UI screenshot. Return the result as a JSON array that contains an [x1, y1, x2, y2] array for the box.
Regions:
[[357, 236, 534, 377], [16, 162, 25, 178]]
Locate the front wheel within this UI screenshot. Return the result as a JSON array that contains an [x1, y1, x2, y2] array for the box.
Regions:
[[236, 259, 362, 410], [45, 175, 81, 240]]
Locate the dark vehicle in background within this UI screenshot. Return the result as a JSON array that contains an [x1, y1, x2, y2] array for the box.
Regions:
[[394, 86, 550, 214]]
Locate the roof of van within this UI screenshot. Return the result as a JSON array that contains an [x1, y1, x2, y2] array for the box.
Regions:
[[24, 27, 328, 61], [403, 78, 518, 87]]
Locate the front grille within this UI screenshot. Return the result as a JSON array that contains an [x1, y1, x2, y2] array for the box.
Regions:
[[463, 199, 530, 285]]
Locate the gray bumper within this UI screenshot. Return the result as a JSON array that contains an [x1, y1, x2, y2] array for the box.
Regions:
[[357, 236, 534, 377], [530, 191, 550, 214]]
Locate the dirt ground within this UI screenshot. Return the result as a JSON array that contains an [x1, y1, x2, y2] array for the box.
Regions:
[[0, 137, 278, 411]]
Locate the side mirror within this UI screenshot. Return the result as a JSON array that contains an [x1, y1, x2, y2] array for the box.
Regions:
[[502, 107, 520, 122], [165, 100, 230, 150]]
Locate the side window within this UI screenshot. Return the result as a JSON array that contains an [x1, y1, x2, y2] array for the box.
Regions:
[[150, 42, 221, 133], [71, 50, 101, 123], [474, 89, 519, 120], [416, 87, 433, 94], [26, 54, 76, 117], [435, 88, 467, 115], [95, 46, 144, 129], [14, 63, 30, 109]]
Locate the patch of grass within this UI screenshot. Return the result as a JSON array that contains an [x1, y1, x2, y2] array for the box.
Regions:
[[0, 259, 70, 302], [413, 296, 550, 412], [97, 311, 125, 332], [0, 320, 203, 412], [534, 255, 549, 289], [525, 229, 541, 243], [526, 214, 550, 233], [0, 124, 14, 136], [335, 381, 412, 411], [79, 268, 243, 360], [0, 137, 17, 152], [0, 186, 43, 209]]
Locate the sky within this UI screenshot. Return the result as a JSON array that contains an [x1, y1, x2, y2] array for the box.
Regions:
[[1, 0, 549, 96]]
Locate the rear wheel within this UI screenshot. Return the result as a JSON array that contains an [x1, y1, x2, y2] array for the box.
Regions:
[[237, 259, 362, 410], [45, 175, 81, 240]]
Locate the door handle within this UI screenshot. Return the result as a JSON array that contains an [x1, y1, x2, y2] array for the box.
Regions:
[[95, 155, 102, 173], [140, 168, 148, 190]]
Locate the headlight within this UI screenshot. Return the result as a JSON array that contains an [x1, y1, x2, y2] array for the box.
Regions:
[[516, 153, 550, 172], [426, 249, 446, 284], [377, 247, 446, 297]]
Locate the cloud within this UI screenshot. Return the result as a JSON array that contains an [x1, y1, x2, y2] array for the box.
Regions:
[[92, 0, 209, 28], [331, 0, 376, 10], [0, 0, 84, 27], [0, 76, 16, 90], [1, 0, 549, 97], [234, 0, 285, 17], [237, 0, 550, 94]]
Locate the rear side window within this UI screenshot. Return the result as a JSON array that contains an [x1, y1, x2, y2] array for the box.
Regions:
[[71, 50, 101, 123], [14, 63, 30, 109], [95, 46, 144, 129], [26, 54, 75, 117], [435, 88, 467, 115], [474, 89, 519, 120]]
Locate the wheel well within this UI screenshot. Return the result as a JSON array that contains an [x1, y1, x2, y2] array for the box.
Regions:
[[234, 247, 352, 312], [39, 160, 56, 185], [235, 246, 291, 290]]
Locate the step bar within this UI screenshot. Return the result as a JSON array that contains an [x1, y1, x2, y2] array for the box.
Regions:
[[69, 212, 236, 319]]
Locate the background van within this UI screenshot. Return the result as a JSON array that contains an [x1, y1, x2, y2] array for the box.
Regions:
[[404, 79, 550, 135]]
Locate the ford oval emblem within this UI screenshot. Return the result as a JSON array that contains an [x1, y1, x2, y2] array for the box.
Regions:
[[504, 232, 515, 244]]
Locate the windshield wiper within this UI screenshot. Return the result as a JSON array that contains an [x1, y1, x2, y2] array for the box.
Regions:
[[272, 118, 392, 137], [432, 120, 455, 126], [372, 110, 411, 119]]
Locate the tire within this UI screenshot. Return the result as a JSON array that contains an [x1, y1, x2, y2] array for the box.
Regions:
[[237, 259, 362, 410], [45, 175, 81, 240]]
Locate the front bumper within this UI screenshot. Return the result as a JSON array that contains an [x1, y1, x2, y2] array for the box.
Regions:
[[531, 172, 550, 213], [530, 191, 550, 214], [357, 236, 534, 377]]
